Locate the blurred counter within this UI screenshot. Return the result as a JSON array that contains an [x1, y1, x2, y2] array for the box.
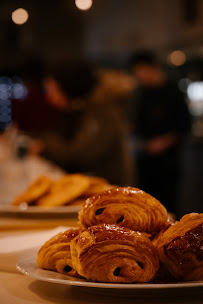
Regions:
[[0, 270, 202, 304], [0, 216, 78, 231]]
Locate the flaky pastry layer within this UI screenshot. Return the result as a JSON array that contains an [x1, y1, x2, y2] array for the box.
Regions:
[[70, 224, 159, 283], [156, 213, 203, 281], [79, 187, 168, 234], [37, 228, 80, 277]]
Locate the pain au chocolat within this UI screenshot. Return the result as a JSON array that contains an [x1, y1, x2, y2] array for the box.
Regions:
[[79, 187, 168, 234], [156, 213, 203, 281], [37, 228, 80, 277], [70, 224, 159, 283]]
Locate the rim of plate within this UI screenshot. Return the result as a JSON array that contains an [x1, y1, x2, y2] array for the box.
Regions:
[[16, 254, 203, 290], [0, 204, 81, 214]]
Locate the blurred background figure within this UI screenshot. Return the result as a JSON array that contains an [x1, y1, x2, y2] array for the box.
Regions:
[[40, 61, 134, 186], [0, 0, 202, 216], [129, 51, 191, 213], [12, 56, 56, 137]]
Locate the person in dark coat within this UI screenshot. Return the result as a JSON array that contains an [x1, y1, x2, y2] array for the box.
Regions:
[[129, 51, 191, 213]]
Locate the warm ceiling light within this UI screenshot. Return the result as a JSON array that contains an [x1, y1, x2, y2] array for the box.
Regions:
[[167, 50, 186, 66], [11, 8, 29, 25], [75, 0, 93, 11]]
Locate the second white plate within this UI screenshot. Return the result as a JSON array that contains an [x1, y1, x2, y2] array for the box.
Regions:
[[0, 204, 82, 215]]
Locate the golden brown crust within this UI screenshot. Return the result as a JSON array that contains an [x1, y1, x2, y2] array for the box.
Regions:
[[70, 224, 159, 283], [156, 213, 203, 281], [79, 187, 168, 234], [12, 175, 52, 206], [152, 215, 176, 247], [37, 228, 80, 277], [37, 174, 90, 207]]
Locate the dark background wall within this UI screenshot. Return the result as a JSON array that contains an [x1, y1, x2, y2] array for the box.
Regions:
[[0, 0, 203, 69]]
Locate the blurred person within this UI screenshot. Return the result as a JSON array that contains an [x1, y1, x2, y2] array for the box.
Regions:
[[11, 56, 60, 157], [41, 62, 134, 186], [12, 56, 56, 136], [129, 51, 191, 213]]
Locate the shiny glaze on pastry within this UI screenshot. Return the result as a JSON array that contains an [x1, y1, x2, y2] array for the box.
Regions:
[[70, 224, 159, 283], [156, 213, 203, 281], [79, 187, 168, 234], [37, 228, 80, 277]]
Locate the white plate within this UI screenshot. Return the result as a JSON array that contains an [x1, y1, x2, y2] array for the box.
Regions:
[[17, 253, 203, 291], [0, 204, 82, 215]]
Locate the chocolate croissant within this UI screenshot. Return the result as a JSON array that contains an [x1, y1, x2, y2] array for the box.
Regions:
[[70, 224, 159, 283], [156, 213, 203, 281], [37, 228, 80, 277], [79, 187, 168, 234]]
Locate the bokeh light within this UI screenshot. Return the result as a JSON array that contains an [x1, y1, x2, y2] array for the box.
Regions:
[[0, 91, 11, 100], [75, 0, 93, 11], [11, 8, 29, 25], [187, 82, 203, 102], [0, 100, 11, 107], [0, 115, 11, 123], [0, 76, 12, 128], [187, 81, 203, 116], [12, 83, 27, 100], [167, 50, 186, 66], [0, 106, 11, 115]]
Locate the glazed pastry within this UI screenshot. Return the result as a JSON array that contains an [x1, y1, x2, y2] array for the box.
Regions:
[[79, 187, 168, 234], [152, 215, 176, 247], [12, 175, 52, 206], [70, 224, 159, 283], [156, 213, 203, 281], [37, 174, 90, 207], [37, 228, 80, 277]]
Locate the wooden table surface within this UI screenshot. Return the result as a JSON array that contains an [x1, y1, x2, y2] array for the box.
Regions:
[[1, 270, 203, 304]]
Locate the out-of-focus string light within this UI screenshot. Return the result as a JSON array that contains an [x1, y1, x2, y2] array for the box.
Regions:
[[11, 8, 29, 25], [167, 50, 186, 66], [75, 0, 93, 11], [187, 81, 203, 116], [0, 76, 12, 128], [12, 83, 27, 100], [0, 76, 27, 131], [0, 106, 11, 115], [187, 82, 203, 102]]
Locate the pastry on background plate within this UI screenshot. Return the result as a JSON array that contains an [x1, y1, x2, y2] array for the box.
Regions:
[[37, 174, 90, 207], [12, 175, 52, 206]]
